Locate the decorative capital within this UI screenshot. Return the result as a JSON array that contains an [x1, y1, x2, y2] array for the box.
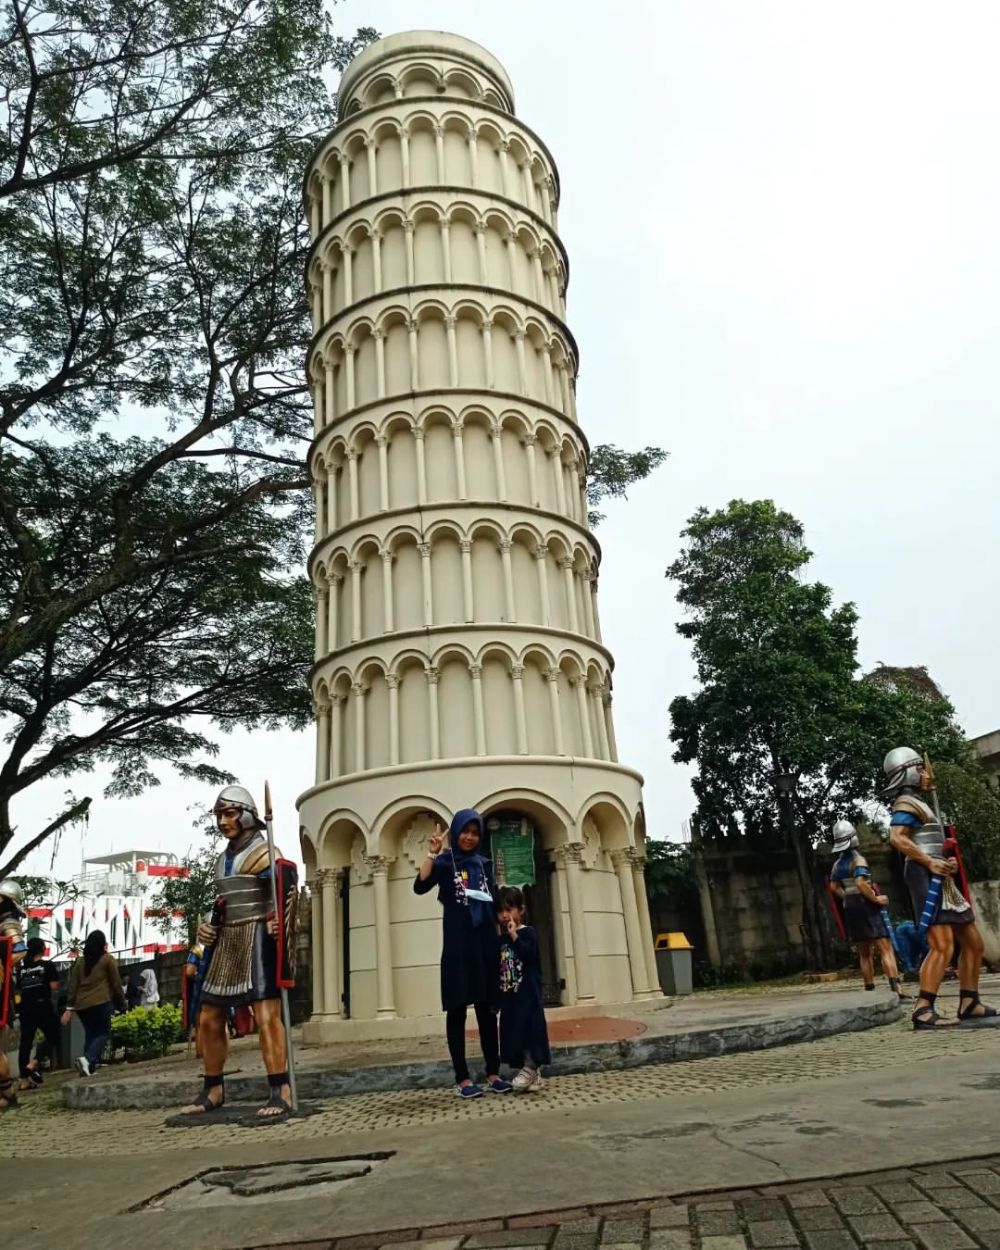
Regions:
[[412, 426, 425, 441], [407, 317, 419, 333], [330, 572, 345, 589], [351, 681, 365, 697], [403, 218, 415, 233], [375, 432, 388, 446], [346, 447, 358, 462], [523, 432, 537, 446], [557, 556, 574, 571], [331, 692, 348, 708], [348, 559, 362, 573], [444, 313, 457, 329], [545, 668, 560, 684], [339, 151, 349, 167], [460, 539, 472, 555], [372, 327, 384, 341], [380, 549, 394, 565], [609, 848, 632, 868], [312, 699, 330, 718], [514, 327, 526, 341], [426, 665, 440, 685], [498, 538, 512, 555], [364, 854, 391, 877], [417, 542, 431, 559], [535, 543, 549, 560], [553, 842, 584, 865], [627, 848, 646, 872], [469, 663, 483, 679], [511, 664, 524, 681], [386, 674, 400, 690]]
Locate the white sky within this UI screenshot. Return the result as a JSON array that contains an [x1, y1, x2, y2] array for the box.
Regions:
[[12, 0, 1000, 878]]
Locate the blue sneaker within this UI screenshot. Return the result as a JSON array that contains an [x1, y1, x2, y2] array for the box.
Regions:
[[455, 1083, 484, 1099], [486, 1077, 513, 1094]]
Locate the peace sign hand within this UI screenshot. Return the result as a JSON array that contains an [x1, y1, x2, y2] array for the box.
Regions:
[[428, 823, 445, 856]]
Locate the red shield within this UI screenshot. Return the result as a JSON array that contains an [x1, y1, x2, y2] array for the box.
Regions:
[[275, 858, 298, 989]]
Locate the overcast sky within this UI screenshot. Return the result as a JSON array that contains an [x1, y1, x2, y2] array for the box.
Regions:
[[14, 0, 1000, 878]]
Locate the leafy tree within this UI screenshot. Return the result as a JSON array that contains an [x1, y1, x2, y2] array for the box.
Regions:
[[586, 445, 668, 528], [0, 1, 377, 875], [667, 501, 967, 841], [146, 841, 220, 945], [643, 838, 697, 907]]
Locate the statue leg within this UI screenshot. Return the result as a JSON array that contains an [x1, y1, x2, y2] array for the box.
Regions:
[[0, 1048, 16, 1111], [911, 925, 958, 1028], [252, 997, 291, 1117], [858, 942, 875, 988], [956, 924, 997, 1020], [179, 1004, 228, 1113]]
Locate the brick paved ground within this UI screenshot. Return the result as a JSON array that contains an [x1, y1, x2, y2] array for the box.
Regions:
[[252, 1159, 1000, 1250]]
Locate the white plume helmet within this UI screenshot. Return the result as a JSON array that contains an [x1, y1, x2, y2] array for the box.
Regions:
[[883, 747, 923, 795], [831, 820, 857, 853]]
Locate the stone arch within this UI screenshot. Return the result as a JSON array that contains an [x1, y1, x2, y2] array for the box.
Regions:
[[371, 797, 450, 863], [457, 404, 494, 500], [371, 116, 404, 193], [423, 405, 458, 501], [477, 642, 518, 756], [468, 517, 505, 623], [396, 650, 431, 765], [433, 641, 476, 759], [442, 67, 481, 102], [317, 811, 368, 870], [403, 110, 439, 184], [375, 206, 408, 290], [498, 409, 532, 506], [440, 110, 473, 183], [490, 305, 520, 396], [578, 795, 633, 854], [362, 72, 398, 111], [520, 641, 558, 756], [399, 62, 442, 98], [382, 412, 418, 510]]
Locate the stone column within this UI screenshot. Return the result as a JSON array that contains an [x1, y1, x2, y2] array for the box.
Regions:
[[629, 850, 660, 996], [387, 675, 400, 765], [427, 666, 441, 759], [413, 428, 427, 504], [555, 843, 594, 1002], [321, 868, 343, 1018], [352, 681, 366, 772], [350, 559, 362, 642], [315, 700, 331, 782], [511, 664, 528, 754], [546, 670, 564, 754], [452, 421, 467, 498], [612, 849, 652, 998], [419, 542, 434, 626], [367, 856, 396, 1017], [573, 677, 594, 757], [309, 874, 324, 1017], [460, 539, 474, 622], [347, 449, 360, 521], [381, 549, 394, 633], [535, 544, 551, 627], [499, 539, 516, 621], [329, 694, 343, 779], [524, 433, 539, 503], [470, 663, 487, 755], [559, 558, 579, 632], [490, 420, 507, 499], [591, 685, 611, 759]]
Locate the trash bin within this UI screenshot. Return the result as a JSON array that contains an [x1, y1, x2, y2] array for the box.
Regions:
[[654, 932, 694, 996]]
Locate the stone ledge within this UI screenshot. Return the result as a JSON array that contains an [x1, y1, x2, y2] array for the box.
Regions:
[[62, 995, 901, 1111]]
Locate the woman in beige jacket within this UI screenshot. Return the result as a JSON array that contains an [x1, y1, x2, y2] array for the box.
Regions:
[[61, 930, 126, 1076]]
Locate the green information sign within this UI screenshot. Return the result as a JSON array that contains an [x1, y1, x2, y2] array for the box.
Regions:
[[491, 826, 536, 887]]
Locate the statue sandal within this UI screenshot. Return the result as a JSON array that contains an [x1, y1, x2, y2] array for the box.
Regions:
[[912, 993, 957, 1030], [0, 1078, 19, 1111], [186, 1075, 225, 1113], [258, 1073, 292, 1119], [957, 990, 999, 1025]]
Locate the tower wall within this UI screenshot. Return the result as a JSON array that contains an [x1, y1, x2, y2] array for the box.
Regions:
[[298, 32, 658, 1035]]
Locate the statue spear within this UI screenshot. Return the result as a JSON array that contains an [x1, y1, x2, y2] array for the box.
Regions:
[[264, 780, 299, 1111]]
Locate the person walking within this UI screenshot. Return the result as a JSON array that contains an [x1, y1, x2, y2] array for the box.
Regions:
[[62, 931, 126, 1075], [414, 809, 512, 1099], [16, 938, 61, 1090]]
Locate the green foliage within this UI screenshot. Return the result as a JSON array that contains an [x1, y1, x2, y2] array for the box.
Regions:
[[666, 500, 973, 842], [0, 1, 377, 871], [643, 839, 697, 905], [147, 841, 220, 944], [111, 1002, 184, 1057], [586, 445, 668, 527]]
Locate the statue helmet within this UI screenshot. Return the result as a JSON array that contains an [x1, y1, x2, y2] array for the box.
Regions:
[[213, 784, 265, 832], [883, 747, 923, 795], [831, 820, 857, 853], [0, 879, 25, 913]]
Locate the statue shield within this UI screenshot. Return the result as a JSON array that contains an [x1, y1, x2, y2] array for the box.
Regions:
[[274, 858, 298, 989]]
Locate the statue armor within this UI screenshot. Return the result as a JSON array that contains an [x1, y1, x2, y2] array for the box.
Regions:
[[213, 784, 266, 833], [883, 747, 923, 795], [831, 820, 858, 853], [198, 826, 288, 1006], [893, 793, 970, 917], [0, 880, 24, 914]]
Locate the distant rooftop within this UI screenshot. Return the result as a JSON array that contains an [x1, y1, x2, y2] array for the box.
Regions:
[[83, 850, 180, 867]]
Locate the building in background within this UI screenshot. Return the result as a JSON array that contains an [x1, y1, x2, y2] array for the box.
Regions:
[[972, 730, 1000, 791], [26, 850, 188, 961], [297, 32, 659, 1038]]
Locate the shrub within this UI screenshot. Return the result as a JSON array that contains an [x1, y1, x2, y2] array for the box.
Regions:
[[111, 1003, 184, 1058]]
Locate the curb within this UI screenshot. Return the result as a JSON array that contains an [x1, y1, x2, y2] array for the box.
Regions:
[[62, 996, 902, 1110]]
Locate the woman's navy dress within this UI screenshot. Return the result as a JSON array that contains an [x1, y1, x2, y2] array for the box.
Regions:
[[413, 851, 500, 1011]]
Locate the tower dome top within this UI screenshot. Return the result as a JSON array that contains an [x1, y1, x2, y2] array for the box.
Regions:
[[337, 30, 515, 114]]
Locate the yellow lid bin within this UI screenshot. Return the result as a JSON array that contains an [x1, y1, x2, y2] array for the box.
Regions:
[[654, 932, 694, 952]]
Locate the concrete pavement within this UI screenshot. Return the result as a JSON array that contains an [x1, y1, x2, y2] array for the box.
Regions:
[[8, 982, 1000, 1250]]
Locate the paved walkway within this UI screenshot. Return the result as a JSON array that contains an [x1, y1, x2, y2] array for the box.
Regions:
[[62, 980, 901, 1108], [271, 1159, 1000, 1250]]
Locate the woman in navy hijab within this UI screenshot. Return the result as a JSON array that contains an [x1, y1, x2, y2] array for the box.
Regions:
[[414, 809, 512, 1098]]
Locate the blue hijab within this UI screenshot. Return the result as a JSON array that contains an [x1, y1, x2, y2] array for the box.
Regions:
[[448, 809, 494, 928]]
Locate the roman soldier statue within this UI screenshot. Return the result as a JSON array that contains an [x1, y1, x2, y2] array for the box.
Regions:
[[0, 879, 28, 1111], [828, 820, 907, 1000], [182, 785, 298, 1118], [885, 747, 995, 1029]]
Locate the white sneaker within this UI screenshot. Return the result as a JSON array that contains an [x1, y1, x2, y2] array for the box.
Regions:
[[512, 1066, 541, 1093], [75, 1056, 91, 1077]]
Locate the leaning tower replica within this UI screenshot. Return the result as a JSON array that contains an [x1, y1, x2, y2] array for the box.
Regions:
[[298, 32, 659, 1039]]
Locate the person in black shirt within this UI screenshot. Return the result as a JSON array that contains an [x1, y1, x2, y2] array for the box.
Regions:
[[16, 938, 61, 1089]]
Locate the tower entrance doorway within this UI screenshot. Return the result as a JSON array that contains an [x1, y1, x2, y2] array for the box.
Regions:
[[485, 809, 562, 1006]]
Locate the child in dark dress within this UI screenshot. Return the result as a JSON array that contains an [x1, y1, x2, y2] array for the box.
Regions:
[[414, 808, 513, 1100], [496, 886, 551, 1093]]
